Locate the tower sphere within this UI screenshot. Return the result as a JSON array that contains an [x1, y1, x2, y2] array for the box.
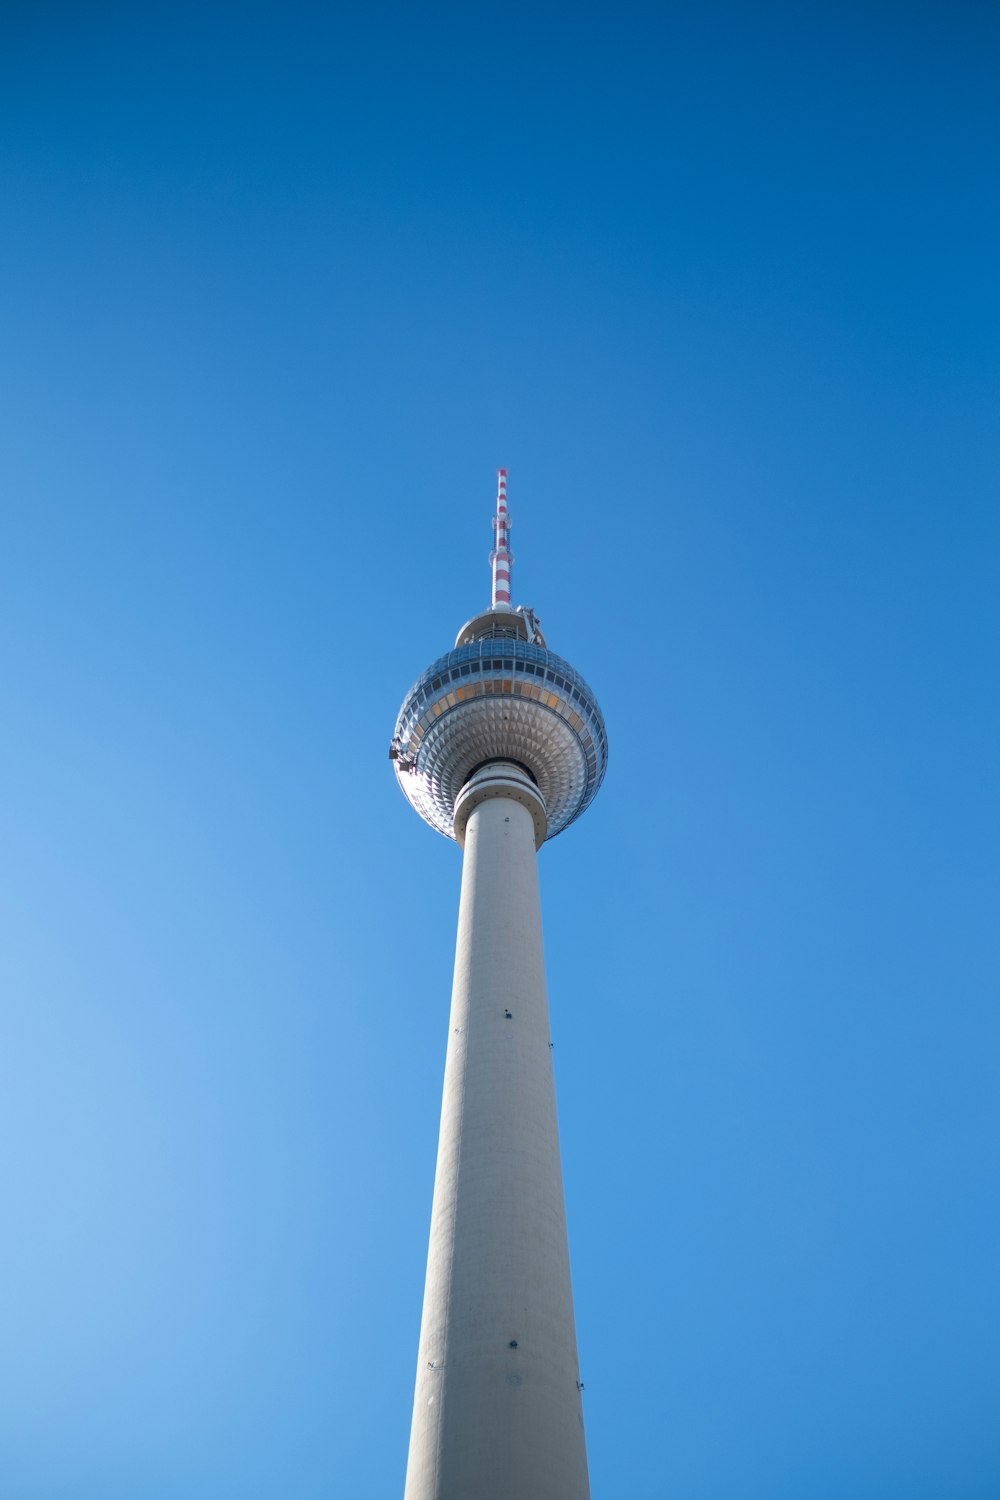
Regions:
[[391, 550, 608, 845]]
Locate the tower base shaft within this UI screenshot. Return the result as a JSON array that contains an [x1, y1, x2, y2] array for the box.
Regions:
[[404, 777, 589, 1500]]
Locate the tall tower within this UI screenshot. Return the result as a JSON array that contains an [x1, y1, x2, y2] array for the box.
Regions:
[[390, 470, 608, 1500]]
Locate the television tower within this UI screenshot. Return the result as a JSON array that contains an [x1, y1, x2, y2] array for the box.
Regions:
[[390, 470, 608, 1500]]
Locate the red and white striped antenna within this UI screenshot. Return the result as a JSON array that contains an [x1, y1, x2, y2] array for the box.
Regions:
[[491, 468, 513, 608]]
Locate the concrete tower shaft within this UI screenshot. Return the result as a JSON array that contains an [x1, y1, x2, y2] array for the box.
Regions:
[[404, 765, 589, 1500]]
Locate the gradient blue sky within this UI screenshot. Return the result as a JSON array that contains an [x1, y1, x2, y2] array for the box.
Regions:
[[1, 3, 997, 1496]]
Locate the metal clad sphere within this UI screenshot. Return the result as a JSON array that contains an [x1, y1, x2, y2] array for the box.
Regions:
[[392, 637, 607, 842]]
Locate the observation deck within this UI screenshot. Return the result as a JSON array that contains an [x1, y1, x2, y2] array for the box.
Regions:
[[391, 610, 607, 843]]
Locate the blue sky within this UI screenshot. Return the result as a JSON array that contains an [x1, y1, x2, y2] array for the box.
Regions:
[[1, 3, 997, 1496]]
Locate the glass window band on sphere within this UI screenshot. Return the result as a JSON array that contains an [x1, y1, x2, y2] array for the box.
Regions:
[[391, 636, 608, 843]]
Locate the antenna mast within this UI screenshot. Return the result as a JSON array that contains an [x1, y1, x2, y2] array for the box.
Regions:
[[491, 468, 513, 608]]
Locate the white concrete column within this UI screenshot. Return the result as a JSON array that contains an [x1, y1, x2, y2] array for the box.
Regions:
[[404, 764, 590, 1500]]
